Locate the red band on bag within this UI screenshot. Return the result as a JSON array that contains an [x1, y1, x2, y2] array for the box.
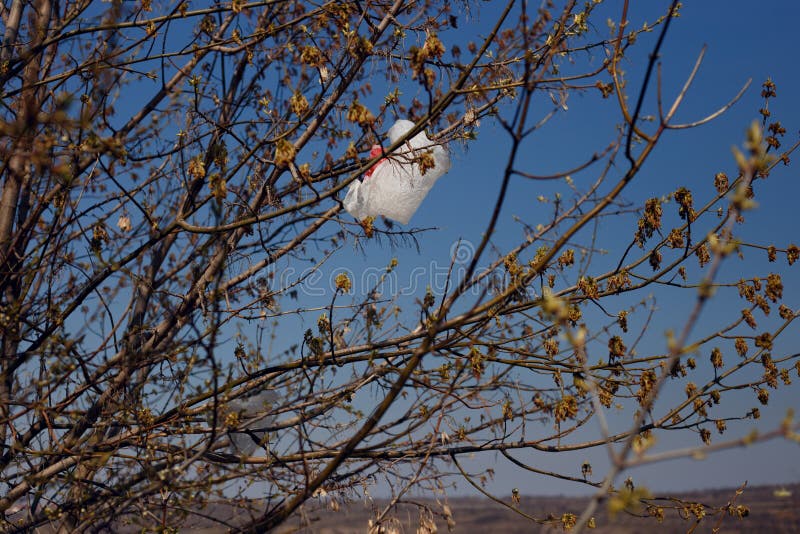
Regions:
[[364, 144, 385, 179]]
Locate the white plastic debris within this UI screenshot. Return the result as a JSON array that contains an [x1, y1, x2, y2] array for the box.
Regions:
[[210, 390, 278, 456], [343, 119, 451, 224]]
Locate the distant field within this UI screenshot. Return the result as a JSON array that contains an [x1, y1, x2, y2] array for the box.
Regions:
[[270, 483, 800, 533], [13, 482, 790, 532]]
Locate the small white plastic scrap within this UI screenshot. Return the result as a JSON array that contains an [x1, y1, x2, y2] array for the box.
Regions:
[[343, 119, 451, 224], [211, 389, 278, 456]]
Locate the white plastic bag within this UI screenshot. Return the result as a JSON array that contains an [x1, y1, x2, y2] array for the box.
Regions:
[[343, 119, 450, 224], [210, 390, 277, 456]]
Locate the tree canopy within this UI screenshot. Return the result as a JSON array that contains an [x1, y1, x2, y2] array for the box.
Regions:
[[0, 0, 798, 531]]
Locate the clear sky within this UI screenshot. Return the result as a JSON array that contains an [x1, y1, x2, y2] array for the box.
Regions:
[[71, 0, 800, 501], [324, 0, 800, 497]]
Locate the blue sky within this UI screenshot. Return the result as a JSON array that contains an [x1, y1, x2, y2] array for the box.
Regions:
[[327, 0, 800, 497], [65, 0, 800, 501]]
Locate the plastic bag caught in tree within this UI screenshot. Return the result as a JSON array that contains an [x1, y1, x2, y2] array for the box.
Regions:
[[343, 119, 451, 224], [210, 390, 278, 456]]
